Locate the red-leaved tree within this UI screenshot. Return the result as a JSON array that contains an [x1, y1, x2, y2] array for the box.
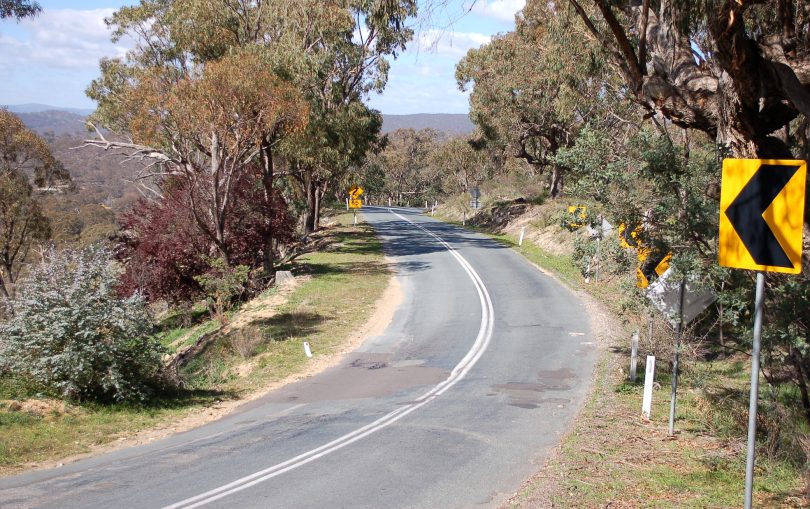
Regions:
[[118, 166, 294, 304]]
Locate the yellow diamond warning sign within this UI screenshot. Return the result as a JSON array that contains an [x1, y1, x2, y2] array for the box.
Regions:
[[348, 185, 364, 199], [719, 159, 806, 274]]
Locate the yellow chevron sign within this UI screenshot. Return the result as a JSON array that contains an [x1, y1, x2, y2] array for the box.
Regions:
[[719, 159, 806, 274], [636, 250, 672, 289]]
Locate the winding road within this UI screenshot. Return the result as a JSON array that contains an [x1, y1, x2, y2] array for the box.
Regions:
[[0, 207, 598, 508]]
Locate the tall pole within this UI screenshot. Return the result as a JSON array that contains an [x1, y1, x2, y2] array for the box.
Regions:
[[744, 272, 766, 509], [668, 279, 686, 436]]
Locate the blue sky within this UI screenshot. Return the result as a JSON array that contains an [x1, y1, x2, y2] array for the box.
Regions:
[[0, 0, 523, 114]]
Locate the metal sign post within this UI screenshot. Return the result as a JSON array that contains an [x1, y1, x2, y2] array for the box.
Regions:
[[668, 279, 686, 436], [744, 272, 765, 509]]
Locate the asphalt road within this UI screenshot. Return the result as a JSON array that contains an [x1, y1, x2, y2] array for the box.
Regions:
[[0, 207, 598, 509]]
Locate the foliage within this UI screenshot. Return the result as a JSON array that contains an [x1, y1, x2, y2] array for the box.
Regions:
[[0, 110, 71, 298], [88, 0, 417, 240], [0, 247, 167, 402], [194, 257, 250, 324], [88, 48, 307, 270], [0, 0, 39, 20], [456, 0, 622, 197], [559, 117, 810, 430], [432, 136, 494, 195], [117, 167, 294, 305], [364, 128, 441, 205]]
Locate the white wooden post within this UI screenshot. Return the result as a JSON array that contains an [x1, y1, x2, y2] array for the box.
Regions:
[[642, 356, 655, 419], [303, 342, 313, 358], [518, 227, 525, 246]]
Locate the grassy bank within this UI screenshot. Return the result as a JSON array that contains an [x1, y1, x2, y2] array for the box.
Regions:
[[0, 213, 390, 475]]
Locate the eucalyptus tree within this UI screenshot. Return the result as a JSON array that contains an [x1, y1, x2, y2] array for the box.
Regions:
[[0, 110, 70, 298], [87, 48, 307, 269], [275, 0, 416, 232], [87, 0, 417, 246], [456, 0, 617, 197], [564, 0, 810, 159], [0, 0, 39, 20], [369, 128, 441, 205], [432, 136, 493, 195]]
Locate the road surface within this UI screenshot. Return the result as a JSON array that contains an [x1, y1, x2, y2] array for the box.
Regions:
[[0, 207, 598, 508]]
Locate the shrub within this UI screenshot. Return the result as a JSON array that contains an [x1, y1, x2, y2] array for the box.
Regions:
[[194, 257, 250, 323], [0, 247, 168, 402]]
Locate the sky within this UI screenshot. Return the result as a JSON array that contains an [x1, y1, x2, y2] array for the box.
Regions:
[[0, 0, 524, 114]]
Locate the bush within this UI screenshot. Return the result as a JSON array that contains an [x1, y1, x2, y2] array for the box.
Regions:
[[0, 247, 168, 402], [194, 257, 250, 324]]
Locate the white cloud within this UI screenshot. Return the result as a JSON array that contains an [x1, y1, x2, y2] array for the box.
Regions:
[[0, 9, 129, 70], [471, 0, 526, 23], [417, 29, 491, 58]]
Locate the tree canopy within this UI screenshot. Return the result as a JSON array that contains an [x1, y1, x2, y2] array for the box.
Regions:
[[0, 0, 39, 20], [0, 110, 70, 298]]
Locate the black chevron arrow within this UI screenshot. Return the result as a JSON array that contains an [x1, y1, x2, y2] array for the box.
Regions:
[[725, 163, 800, 268], [640, 249, 668, 285]]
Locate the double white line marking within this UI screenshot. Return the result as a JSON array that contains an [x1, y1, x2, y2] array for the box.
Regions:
[[165, 210, 494, 508]]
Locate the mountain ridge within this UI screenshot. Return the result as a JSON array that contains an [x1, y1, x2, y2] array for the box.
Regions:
[[5, 104, 474, 136], [3, 103, 95, 116]]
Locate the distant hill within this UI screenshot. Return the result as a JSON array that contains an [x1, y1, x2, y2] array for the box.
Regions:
[[16, 110, 89, 137], [7, 105, 475, 137], [381, 114, 474, 136], [3, 103, 94, 116]]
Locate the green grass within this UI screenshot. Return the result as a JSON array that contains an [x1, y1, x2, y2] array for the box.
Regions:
[[185, 214, 390, 393], [486, 231, 582, 287], [0, 214, 390, 474], [0, 395, 217, 472]]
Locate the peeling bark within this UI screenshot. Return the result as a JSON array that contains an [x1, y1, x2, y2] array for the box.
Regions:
[[569, 0, 810, 158]]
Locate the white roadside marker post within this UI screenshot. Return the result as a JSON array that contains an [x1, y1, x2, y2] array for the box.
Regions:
[[642, 356, 656, 420], [518, 227, 525, 246], [345, 198, 349, 210], [303, 341, 313, 358], [630, 331, 639, 382]]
